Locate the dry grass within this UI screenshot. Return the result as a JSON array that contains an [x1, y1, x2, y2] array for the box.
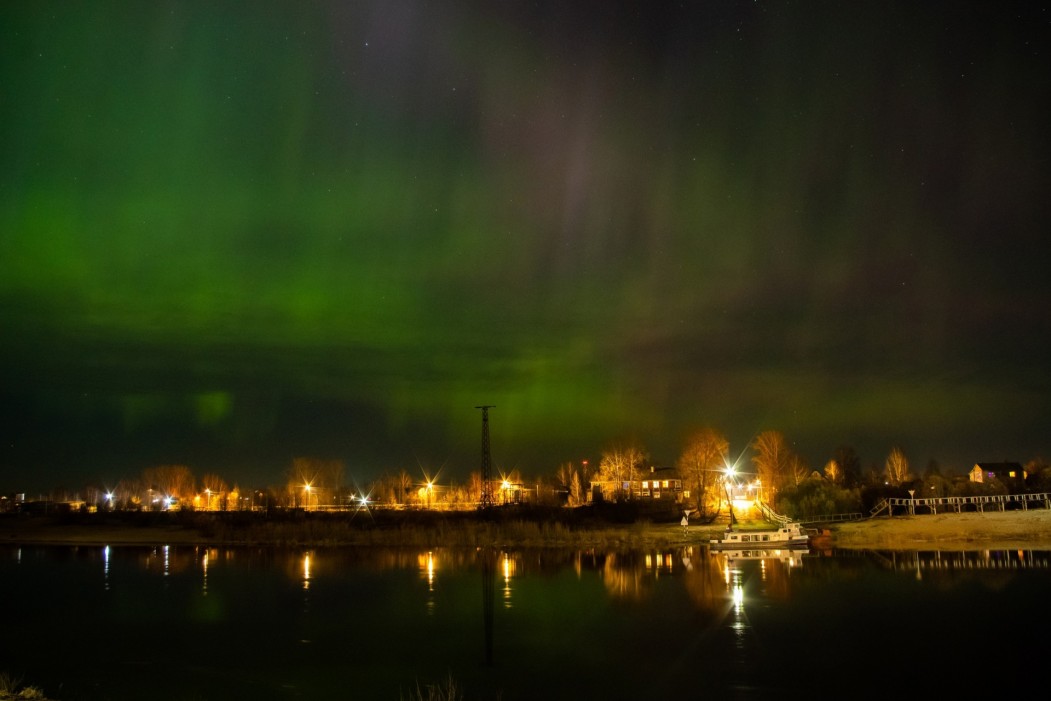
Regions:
[[0, 672, 49, 700], [829, 508, 1051, 550], [401, 674, 464, 701]]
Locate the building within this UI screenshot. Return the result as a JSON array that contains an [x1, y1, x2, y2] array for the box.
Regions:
[[589, 466, 685, 503], [969, 462, 1026, 484]]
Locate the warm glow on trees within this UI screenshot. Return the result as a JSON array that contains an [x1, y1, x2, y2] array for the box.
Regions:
[[141, 465, 196, 503], [677, 427, 729, 518], [751, 431, 793, 496], [823, 459, 842, 484], [597, 444, 647, 501], [885, 446, 911, 485], [287, 457, 345, 508]]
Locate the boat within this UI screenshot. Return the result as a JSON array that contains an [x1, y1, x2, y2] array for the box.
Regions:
[[709, 521, 810, 549]]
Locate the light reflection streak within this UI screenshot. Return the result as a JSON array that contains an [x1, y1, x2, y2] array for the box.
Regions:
[[103, 545, 110, 591], [302, 552, 311, 591], [202, 549, 209, 596], [163, 545, 169, 577], [502, 552, 514, 608], [417, 551, 437, 614]]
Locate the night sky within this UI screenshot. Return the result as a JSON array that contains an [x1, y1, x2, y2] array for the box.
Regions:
[[3, 1, 1049, 493]]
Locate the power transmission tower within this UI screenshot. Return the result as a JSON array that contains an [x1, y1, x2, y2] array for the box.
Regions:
[[475, 405, 495, 509]]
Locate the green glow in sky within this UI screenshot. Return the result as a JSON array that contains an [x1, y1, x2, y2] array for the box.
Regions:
[[2, 1, 1049, 490]]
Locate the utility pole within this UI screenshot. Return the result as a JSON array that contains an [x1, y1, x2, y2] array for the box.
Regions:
[[476, 405, 495, 509]]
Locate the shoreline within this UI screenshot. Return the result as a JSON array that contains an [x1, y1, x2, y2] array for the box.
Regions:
[[4, 509, 1051, 551]]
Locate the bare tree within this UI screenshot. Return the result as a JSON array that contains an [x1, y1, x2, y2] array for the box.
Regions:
[[789, 453, 810, 487], [570, 471, 584, 506], [199, 473, 227, 510], [751, 431, 793, 496], [885, 447, 911, 486], [141, 465, 196, 506], [823, 459, 842, 485], [287, 457, 345, 508], [596, 444, 647, 501], [677, 427, 729, 518], [556, 461, 589, 506]]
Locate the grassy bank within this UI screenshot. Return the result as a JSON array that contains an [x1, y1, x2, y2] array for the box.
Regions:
[[0, 507, 721, 549], [7, 508, 1051, 551]]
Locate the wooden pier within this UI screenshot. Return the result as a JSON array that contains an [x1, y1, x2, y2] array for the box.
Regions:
[[871, 491, 1051, 517]]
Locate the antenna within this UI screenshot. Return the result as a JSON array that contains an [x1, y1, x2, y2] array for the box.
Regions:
[[475, 405, 495, 509]]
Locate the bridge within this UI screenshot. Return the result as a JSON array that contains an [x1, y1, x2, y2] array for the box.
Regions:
[[772, 492, 1051, 526], [869, 491, 1051, 517]]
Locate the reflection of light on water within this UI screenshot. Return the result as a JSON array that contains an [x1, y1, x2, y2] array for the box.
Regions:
[[730, 570, 748, 646], [418, 551, 435, 591], [503, 552, 515, 608], [202, 549, 209, 596], [302, 552, 311, 591], [103, 545, 110, 591], [163, 545, 170, 577], [644, 552, 675, 574], [417, 551, 437, 613]]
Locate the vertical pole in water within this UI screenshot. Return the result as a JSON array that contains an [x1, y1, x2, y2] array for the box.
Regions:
[[476, 405, 495, 509]]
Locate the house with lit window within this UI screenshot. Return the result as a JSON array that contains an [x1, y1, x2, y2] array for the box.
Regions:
[[969, 462, 1026, 484], [636, 466, 685, 501], [589, 466, 685, 503]]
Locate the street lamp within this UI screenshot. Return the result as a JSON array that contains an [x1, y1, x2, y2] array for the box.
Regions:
[[304, 484, 313, 511], [724, 465, 737, 531]]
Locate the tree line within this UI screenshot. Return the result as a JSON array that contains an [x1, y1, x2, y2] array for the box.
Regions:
[[9, 428, 1050, 521]]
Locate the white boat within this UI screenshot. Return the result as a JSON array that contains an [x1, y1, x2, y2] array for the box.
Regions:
[[709, 522, 810, 549]]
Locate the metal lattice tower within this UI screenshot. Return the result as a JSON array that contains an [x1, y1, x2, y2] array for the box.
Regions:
[[475, 405, 495, 508]]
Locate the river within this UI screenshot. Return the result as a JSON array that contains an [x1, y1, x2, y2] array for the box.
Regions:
[[1, 545, 1048, 699]]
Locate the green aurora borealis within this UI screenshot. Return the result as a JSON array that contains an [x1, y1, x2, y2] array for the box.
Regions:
[[2, 1, 1049, 490]]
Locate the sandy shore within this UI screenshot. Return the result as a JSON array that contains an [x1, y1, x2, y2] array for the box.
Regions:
[[4, 509, 1051, 550]]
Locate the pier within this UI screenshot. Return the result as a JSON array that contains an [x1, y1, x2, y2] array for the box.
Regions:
[[871, 491, 1051, 517]]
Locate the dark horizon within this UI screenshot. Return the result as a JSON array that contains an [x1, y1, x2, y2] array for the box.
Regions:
[[3, 1, 1049, 494]]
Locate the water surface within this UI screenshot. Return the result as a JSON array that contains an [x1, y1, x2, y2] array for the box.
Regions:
[[1, 545, 1047, 699]]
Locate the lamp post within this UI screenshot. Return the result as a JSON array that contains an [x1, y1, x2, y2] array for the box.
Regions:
[[724, 466, 737, 532], [304, 484, 313, 512]]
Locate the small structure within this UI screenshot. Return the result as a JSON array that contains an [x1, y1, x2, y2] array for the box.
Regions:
[[969, 462, 1026, 484]]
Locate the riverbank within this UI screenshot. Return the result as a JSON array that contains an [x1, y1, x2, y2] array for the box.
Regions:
[[4, 508, 1051, 550], [826, 508, 1051, 550]]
